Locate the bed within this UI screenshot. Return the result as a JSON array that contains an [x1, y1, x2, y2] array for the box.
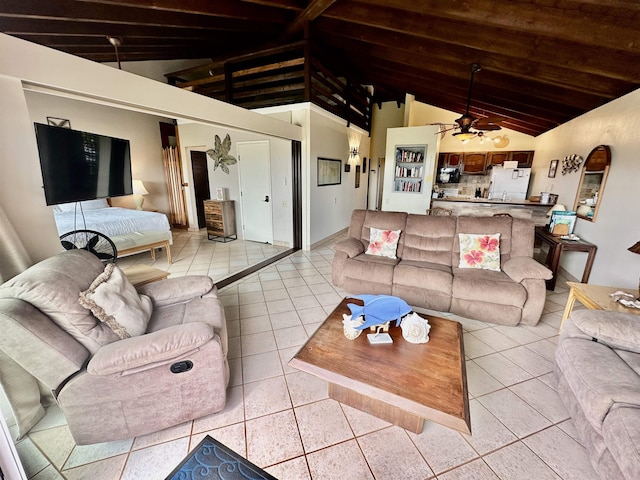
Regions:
[[53, 199, 173, 263]]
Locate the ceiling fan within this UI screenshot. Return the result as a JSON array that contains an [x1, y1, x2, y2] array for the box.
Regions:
[[430, 63, 504, 141]]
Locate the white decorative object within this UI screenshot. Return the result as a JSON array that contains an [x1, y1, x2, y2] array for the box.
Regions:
[[400, 312, 431, 344], [342, 313, 364, 339], [132, 179, 149, 210], [215, 187, 225, 201]]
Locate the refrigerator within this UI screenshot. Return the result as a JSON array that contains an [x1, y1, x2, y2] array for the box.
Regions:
[[488, 167, 531, 200]]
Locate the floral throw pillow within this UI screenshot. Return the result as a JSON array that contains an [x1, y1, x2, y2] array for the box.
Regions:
[[459, 233, 501, 271], [365, 227, 402, 259]]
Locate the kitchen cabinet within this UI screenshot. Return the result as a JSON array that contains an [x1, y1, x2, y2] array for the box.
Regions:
[[461, 152, 487, 174], [487, 150, 534, 167]]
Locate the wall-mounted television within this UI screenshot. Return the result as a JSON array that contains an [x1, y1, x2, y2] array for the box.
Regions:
[[34, 123, 133, 206]]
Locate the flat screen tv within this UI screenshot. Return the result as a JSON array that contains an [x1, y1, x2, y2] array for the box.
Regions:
[[34, 123, 133, 206]]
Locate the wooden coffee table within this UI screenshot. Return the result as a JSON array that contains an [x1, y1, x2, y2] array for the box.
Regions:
[[289, 298, 470, 434]]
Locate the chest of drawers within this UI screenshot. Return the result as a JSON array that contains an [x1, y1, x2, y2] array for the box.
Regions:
[[204, 200, 237, 242]]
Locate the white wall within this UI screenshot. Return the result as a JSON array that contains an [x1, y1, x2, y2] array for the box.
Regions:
[[529, 88, 640, 289], [308, 109, 369, 245], [368, 102, 406, 209], [382, 126, 439, 214], [104, 58, 211, 84], [25, 91, 171, 214], [176, 123, 293, 246]]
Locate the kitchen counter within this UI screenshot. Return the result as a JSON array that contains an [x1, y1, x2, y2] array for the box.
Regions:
[[438, 196, 547, 206], [432, 198, 551, 225]]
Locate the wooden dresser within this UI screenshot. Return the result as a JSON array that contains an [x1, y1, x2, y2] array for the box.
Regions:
[[203, 200, 237, 242]]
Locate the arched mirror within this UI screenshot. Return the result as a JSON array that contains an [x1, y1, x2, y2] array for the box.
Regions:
[[573, 145, 611, 222]]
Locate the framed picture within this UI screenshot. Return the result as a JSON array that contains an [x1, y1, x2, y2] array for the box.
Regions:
[[317, 158, 341, 186], [548, 159, 559, 178], [362, 157, 367, 172], [355, 165, 361, 188], [215, 187, 225, 201]]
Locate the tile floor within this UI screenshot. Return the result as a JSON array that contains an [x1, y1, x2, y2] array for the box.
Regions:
[[9, 230, 600, 479]]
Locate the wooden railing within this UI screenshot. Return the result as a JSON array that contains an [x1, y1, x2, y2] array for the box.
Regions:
[[166, 41, 372, 132]]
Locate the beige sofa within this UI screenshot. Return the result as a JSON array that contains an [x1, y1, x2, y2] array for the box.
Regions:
[[0, 250, 228, 444], [332, 210, 552, 326], [555, 310, 640, 479]]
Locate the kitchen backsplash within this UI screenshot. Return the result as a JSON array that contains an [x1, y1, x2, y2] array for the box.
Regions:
[[435, 175, 491, 197]]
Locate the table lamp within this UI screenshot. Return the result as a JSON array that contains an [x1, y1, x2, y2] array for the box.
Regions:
[[628, 241, 640, 298], [132, 179, 149, 210]]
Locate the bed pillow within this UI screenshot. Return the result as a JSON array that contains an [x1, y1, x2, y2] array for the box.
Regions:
[[78, 263, 152, 339], [56, 199, 109, 213], [459, 233, 501, 271], [80, 199, 110, 210], [365, 227, 402, 259]]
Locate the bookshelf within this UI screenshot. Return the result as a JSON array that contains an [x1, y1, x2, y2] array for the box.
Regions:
[[394, 144, 426, 193]]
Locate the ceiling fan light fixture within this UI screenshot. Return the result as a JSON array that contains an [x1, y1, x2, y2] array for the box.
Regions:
[[453, 131, 477, 142]]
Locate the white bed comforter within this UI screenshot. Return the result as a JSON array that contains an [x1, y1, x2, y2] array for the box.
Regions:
[[54, 207, 171, 238]]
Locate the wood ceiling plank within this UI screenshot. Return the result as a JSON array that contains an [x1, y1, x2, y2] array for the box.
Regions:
[[319, 6, 640, 83], [0, 1, 282, 32], [315, 17, 640, 86], [356, 0, 640, 52], [74, 0, 294, 21], [285, 0, 338, 35]]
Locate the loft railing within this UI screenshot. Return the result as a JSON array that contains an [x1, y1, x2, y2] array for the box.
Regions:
[[166, 42, 372, 132]]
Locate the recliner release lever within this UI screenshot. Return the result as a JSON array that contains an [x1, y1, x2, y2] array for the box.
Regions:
[[170, 360, 194, 373]]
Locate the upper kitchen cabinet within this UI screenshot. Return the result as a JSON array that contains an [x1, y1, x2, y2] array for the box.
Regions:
[[461, 152, 487, 174], [487, 150, 535, 168]]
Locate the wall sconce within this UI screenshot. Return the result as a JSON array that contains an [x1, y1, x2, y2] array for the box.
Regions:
[[350, 147, 359, 157]]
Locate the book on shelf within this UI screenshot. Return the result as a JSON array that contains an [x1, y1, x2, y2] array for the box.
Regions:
[[549, 210, 576, 236]]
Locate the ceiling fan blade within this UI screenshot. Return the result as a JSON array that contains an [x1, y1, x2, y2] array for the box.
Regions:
[[61, 240, 77, 250], [476, 124, 502, 131], [86, 236, 100, 250], [479, 116, 505, 124]]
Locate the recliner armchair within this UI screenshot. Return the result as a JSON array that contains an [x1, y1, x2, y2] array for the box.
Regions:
[[0, 249, 229, 445]]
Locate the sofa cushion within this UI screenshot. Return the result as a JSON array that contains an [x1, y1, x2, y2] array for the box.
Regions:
[[451, 268, 527, 306], [394, 260, 452, 294], [458, 233, 501, 271], [365, 227, 401, 259], [79, 264, 152, 339], [343, 254, 397, 295], [0, 250, 120, 353], [602, 406, 640, 480], [555, 336, 640, 434], [402, 215, 456, 266], [571, 310, 640, 354]]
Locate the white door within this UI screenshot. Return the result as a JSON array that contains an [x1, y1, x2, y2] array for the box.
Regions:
[[238, 141, 273, 243]]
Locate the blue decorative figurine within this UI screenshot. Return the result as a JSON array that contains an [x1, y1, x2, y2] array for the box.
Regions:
[[346, 295, 412, 331]]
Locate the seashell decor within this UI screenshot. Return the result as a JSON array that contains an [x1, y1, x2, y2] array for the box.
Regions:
[[400, 312, 431, 344], [342, 313, 365, 340]]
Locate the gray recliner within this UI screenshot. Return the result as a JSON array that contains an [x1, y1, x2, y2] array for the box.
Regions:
[[0, 249, 229, 445]]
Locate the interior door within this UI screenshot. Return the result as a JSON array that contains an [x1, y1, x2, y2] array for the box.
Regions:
[[190, 151, 210, 228], [238, 141, 273, 243]]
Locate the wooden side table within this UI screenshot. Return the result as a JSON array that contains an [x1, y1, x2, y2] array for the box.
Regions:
[[534, 226, 597, 290], [122, 265, 169, 287], [560, 282, 640, 331]]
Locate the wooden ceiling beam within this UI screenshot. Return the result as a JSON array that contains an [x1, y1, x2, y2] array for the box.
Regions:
[[315, 18, 637, 93], [0, 2, 283, 32], [321, 4, 640, 82], [284, 0, 338, 36], [357, 0, 640, 52], [74, 0, 294, 22], [317, 36, 607, 112]]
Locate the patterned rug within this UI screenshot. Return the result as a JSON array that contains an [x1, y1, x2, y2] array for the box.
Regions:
[[166, 435, 277, 480]]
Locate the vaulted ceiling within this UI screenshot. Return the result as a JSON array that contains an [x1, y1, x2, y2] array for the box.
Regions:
[[2, 0, 639, 136]]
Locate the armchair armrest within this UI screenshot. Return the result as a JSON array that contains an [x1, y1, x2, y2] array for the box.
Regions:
[[502, 257, 552, 283], [334, 237, 365, 258], [137, 276, 215, 307], [567, 310, 640, 354], [87, 322, 216, 376]]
